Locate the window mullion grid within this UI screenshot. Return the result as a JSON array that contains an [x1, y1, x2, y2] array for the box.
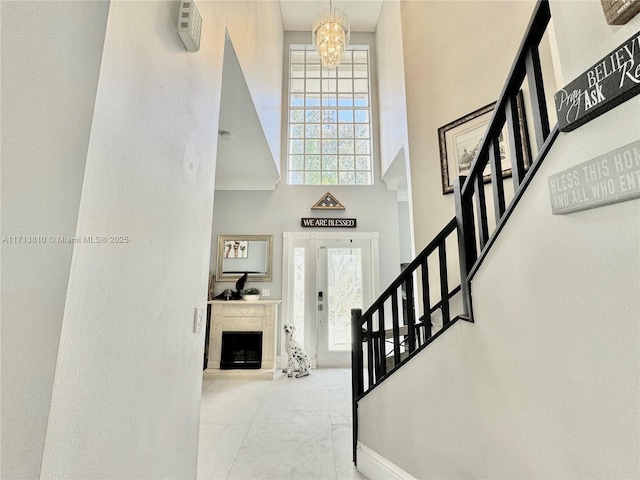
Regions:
[[351, 61, 356, 181], [290, 51, 298, 184], [328, 64, 332, 184], [302, 55, 306, 179], [320, 61, 325, 182], [288, 47, 371, 185], [367, 51, 371, 182], [304, 50, 311, 185], [337, 64, 343, 181]]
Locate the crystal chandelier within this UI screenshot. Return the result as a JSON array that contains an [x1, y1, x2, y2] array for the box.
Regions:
[[312, 0, 350, 68]]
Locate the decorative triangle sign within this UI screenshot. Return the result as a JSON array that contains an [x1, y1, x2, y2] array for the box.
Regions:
[[311, 192, 346, 210]]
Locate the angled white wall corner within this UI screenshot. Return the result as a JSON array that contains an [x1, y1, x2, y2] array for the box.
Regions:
[[376, 0, 410, 178], [0, 1, 110, 478], [217, 1, 284, 175], [376, 1, 416, 262], [39, 1, 226, 477], [381, 147, 414, 264], [214, 33, 280, 191]]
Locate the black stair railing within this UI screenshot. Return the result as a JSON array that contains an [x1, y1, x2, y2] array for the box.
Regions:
[[351, 0, 559, 466], [456, 0, 556, 314], [350, 218, 465, 463], [351, 218, 462, 395]]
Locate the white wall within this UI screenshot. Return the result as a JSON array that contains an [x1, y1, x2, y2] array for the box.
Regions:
[[376, 0, 415, 264], [397, 199, 412, 264], [549, 0, 640, 82], [376, 0, 410, 177], [470, 97, 639, 480], [399, 0, 560, 312], [357, 3, 640, 478], [401, 0, 537, 247], [220, 1, 284, 174], [1, 1, 284, 476], [358, 100, 640, 480], [359, 321, 471, 478], [210, 32, 402, 304], [38, 1, 226, 477], [1, 2, 109, 477], [211, 185, 400, 299]]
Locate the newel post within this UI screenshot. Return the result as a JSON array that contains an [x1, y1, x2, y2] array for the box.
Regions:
[[454, 176, 476, 319], [351, 308, 363, 464], [351, 308, 364, 397]]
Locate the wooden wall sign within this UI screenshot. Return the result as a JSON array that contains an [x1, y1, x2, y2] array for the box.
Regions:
[[601, 0, 640, 25], [301, 218, 357, 228], [548, 140, 640, 214], [555, 31, 640, 132]]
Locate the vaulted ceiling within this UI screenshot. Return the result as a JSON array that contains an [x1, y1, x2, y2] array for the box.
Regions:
[[279, 1, 383, 32], [214, 1, 384, 191]]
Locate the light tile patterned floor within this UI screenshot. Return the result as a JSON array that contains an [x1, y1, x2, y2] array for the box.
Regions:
[[197, 368, 368, 480]]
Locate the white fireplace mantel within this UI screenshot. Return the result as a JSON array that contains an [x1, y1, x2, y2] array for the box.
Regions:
[[205, 300, 281, 380]]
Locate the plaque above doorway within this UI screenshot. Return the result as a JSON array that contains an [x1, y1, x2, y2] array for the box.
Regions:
[[311, 192, 346, 210]]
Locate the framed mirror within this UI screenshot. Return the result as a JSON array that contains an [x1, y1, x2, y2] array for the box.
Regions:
[[216, 235, 273, 282]]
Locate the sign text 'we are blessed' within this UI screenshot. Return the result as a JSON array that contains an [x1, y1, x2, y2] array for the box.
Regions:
[[301, 218, 357, 228]]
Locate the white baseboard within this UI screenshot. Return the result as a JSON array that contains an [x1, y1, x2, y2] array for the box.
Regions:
[[357, 442, 417, 480]]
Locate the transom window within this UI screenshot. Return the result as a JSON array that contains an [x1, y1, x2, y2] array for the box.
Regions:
[[287, 47, 372, 185]]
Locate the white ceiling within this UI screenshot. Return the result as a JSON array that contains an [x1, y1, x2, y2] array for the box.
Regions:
[[214, 1, 385, 191], [279, 0, 383, 32]]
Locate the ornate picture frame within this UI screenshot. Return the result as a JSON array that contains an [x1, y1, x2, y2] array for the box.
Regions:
[[216, 235, 273, 282], [438, 94, 530, 194]]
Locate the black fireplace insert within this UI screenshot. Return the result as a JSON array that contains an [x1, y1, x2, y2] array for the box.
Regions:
[[220, 331, 262, 370]]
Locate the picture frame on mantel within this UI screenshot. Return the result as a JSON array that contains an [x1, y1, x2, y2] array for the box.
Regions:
[[438, 92, 531, 194]]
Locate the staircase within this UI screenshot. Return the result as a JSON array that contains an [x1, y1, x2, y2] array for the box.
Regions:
[[350, 0, 559, 466]]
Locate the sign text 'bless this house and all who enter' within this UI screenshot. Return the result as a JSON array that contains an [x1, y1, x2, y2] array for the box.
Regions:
[[548, 140, 640, 215]]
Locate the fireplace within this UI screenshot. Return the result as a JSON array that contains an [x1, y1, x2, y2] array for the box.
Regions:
[[220, 331, 263, 370], [206, 300, 280, 379]]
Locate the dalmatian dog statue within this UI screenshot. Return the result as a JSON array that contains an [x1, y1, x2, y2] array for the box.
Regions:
[[283, 324, 311, 378]]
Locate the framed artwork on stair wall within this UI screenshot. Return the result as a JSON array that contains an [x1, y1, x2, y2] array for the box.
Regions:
[[438, 92, 530, 194]]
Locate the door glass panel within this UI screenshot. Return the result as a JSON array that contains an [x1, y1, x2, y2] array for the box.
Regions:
[[293, 247, 306, 346], [327, 248, 362, 351]]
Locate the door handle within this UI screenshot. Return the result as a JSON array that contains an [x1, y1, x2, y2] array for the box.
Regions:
[[318, 304, 324, 311]]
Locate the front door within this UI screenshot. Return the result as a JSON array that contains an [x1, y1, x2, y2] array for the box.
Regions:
[[281, 233, 378, 369], [316, 238, 372, 366]]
